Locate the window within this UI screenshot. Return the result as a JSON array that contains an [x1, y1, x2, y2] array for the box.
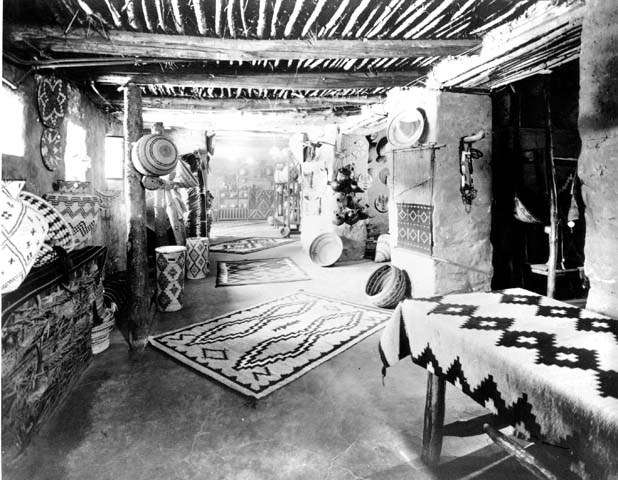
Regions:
[[104, 136, 124, 179], [65, 120, 89, 181], [1, 86, 25, 156]]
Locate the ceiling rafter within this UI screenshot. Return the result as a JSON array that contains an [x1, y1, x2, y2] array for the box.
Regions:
[[93, 70, 421, 90], [6, 25, 480, 62], [110, 95, 384, 112]]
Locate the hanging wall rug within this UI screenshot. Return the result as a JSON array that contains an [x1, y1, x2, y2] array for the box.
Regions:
[[216, 257, 309, 287], [210, 237, 296, 254], [149, 291, 391, 399]]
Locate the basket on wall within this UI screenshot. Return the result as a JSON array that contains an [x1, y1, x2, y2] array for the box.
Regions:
[[131, 134, 178, 177], [91, 303, 117, 355], [365, 265, 409, 309]]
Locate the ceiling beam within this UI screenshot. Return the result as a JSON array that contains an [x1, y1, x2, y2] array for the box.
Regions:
[[94, 70, 419, 89], [109, 95, 384, 111], [125, 108, 362, 133], [6, 25, 480, 61]]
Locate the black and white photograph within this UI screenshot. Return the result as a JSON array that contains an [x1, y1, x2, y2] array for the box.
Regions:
[[1, 1, 616, 479]]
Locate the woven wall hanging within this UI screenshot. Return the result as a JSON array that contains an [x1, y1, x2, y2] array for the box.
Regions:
[[37, 76, 67, 128]]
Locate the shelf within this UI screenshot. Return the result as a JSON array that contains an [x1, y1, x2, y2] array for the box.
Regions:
[[528, 263, 583, 276]]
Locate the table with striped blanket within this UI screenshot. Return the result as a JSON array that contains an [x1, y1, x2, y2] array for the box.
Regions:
[[379, 288, 618, 478]]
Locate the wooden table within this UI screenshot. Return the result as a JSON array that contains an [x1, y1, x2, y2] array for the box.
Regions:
[[379, 288, 618, 479]]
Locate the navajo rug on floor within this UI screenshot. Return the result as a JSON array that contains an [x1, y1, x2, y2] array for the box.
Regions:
[[209, 237, 296, 254], [216, 257, 309, 287], [149, 291, 391, 398]]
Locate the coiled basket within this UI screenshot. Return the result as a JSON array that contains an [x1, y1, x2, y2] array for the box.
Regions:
[[365, 265, 409, 309]]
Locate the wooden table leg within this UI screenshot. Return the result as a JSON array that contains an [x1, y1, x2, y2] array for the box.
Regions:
[[422, 372, 446, 465]]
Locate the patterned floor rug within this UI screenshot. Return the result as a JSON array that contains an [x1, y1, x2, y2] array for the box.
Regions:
[[209, 237, 297, 254], [216, 257, 310, 287], [148, 291, 391, 398]]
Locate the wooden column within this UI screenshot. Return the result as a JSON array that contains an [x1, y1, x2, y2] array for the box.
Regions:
[[543, 74, 559, 298], [421, 372, 446, 465], [124, 83, 151, 351], [151, 122, 168, 247]]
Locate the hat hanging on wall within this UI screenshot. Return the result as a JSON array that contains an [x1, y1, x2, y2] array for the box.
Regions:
[[386, 108, 425, 148]]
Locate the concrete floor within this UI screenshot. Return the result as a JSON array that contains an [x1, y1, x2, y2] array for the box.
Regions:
[[5, 222, 549, 480]]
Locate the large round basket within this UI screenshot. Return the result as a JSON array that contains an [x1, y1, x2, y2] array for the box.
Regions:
[[308, 232, 343, 267], [365, 265, 408, 309], [131, 134, 178, 177]]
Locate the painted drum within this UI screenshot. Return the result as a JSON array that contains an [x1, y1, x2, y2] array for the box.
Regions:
[[185, 237, 209, 280], [155, 246, 186, 312], [131, 134, 178, 177]]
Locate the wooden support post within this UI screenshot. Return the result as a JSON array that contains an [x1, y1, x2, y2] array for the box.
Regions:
[[483, 424, 558, 480], [124, 83, 151, 351], [421, 372, 446, 465], [543, 74, 559, 298], [151, 122, 168, 247]]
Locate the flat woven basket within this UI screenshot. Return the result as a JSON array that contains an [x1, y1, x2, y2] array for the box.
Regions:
[[365, 264, 408, 309]]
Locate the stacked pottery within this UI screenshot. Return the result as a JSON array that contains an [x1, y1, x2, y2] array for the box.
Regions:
[[185, 237, 209, 280], [155, 246, 186, 312]]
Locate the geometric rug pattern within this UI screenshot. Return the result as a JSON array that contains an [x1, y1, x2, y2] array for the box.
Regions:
[[379, 288, 618, 471], [216, 257, 310, 287], [149, 291, 391, 398], [396, 203, 433, 255], [210, 237, 296, 254]]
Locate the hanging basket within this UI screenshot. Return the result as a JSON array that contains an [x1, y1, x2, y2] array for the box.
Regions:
[[365, 265, 408, 309], [131, 134, 178, 177]]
